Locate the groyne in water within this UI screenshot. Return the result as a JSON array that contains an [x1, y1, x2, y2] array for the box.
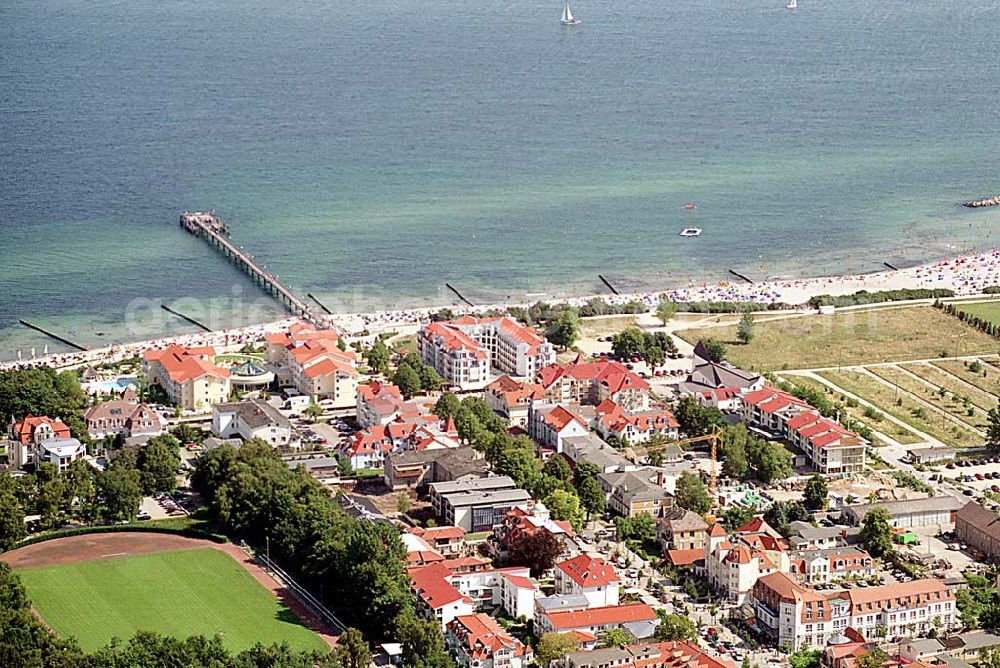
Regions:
[[963, 195, 1000, 208]]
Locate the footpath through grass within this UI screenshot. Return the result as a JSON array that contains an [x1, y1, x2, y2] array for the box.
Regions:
[[865, 366, 986, 431], [17, 547, 327, 653], [676, 306, 999, 371], [900, 363, 998, 413], [932, 358, 1000, 397], [816, 370, 979, 448]]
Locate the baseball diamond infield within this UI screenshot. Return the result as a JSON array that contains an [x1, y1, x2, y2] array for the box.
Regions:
[[1, 532, 337, 652]]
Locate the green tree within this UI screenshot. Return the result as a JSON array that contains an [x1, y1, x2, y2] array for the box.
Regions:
[[396, 493, 410, 514], [673, 396, 725, 436], [855, 648, 889, 668], [98, 463, 142, 522], [600, 627, 636, 647], [0, 489, 26, 550], [418, 365, 443, 393], [645, 346, 666, 369], [654, 612, 697, 641], [612, 328, 647, 359], [544, 456, 573, 482], [675, 471, 711, 515], [536, 633, 580, 668], [574, 460, 601, 485], [366, 339, 391, 375], [747, 437, 792, 484], [393, 365, 422, 398], [720, 506, 755, 532], [803, 474, 829, 511], [720, 425, 750, 480], [547, 310, 581, 350], [36, 473, 67, 530], [544, 489, 584, 530], [137, 435, 181, 495], [736, 311, 756, 344], [578, 476, 606, 518], [304, 402, 324, 423], [170, 423, 204, 444], [338, 454, 355, 477], [764, 500, 811, 536], [859, 508, 894, 558], [655, 299, 678, 326], [788, 650, 823, 668], [335, 627, 371, 668], [701, 339, 727, 363], [988, 407, 1000, 448], [495, 445, 542, 491], [433, 393, 462, 421], [395, 615, 456, 668]]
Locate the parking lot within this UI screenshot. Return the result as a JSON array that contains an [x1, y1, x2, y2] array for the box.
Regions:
[[943, 456, 1000, 492]]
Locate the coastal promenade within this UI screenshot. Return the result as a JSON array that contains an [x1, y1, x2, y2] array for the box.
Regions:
[[7, 247, 1000, 372]]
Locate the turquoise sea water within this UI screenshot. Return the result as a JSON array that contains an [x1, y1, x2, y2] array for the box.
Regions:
[[2, 0, 1000, 359]]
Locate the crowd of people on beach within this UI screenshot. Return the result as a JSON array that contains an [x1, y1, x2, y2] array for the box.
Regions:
[[6, 249, 1000, 374]]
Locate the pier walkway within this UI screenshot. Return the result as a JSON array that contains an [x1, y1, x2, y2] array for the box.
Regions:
[[180, 212, 324, 325]]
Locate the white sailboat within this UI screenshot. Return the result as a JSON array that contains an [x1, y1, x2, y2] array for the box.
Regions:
[[561, 1, 580, 25], [786, 0, 797, 10]]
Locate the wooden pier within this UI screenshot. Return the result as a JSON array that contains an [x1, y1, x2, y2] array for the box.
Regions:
[[179, 212, 323, 324]]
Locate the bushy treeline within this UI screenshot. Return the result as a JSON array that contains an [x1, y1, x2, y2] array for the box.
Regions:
[[0, 560, 341, 668], [808, 288, 953, 309], [192, 442, 406, 637], [936, 300, 1000, 339], [677, 301, 791, 313]]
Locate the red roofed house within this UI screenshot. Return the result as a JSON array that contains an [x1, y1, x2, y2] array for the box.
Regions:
[[593, 399, 679, 444], [446, 614, 533, 668], [555, 554, 619, 608], [538, 361, 651, 411], [485, 375, 546, 427], [408, 525, 468, 557], [9, 415, 75, 470], [356, 380, 405, 428], [527, 404, 592, 451], [142, 345, 230, 411], [536, 603, 660, 639], [490, 504, 577, 562], [411, 562, 539, 629], [265, 324, 358, 406], [418, 316, 555, 390]]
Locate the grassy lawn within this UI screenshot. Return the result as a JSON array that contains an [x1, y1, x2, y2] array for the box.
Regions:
[[931, 358, 1000, 397], [675, 306, 1000, 371], [955, 300, 1000, 327], [816, 370, 980, 448], [865, 366, 986, 430], [900, 363, 998, 413], [778, 374, 921, 445], [17, 548, 327, 653]]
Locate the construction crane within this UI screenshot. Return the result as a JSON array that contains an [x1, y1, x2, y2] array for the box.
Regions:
[[637, 426, 723, 520]]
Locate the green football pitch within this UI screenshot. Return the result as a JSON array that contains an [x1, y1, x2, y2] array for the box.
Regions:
[[17, 547, 328, 653]]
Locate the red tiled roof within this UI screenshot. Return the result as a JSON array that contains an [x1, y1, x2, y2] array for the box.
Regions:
[[410, 563, 471, 609], [12, 415, 71, 444], [546, 603, 657, 630], [556, 554, 619, 588], [667, 549, 704, 566], [544, 405, 588, 432]]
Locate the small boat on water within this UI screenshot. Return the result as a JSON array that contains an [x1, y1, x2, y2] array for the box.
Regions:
[[787, 0, 797, 9], [680, 228, 702, 237], [561, 1, 580, 25], [683, 203, 697, 210]]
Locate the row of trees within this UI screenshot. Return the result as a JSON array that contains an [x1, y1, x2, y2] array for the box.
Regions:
[[611, 328, 678, 367], [191, 441, 455, 668]]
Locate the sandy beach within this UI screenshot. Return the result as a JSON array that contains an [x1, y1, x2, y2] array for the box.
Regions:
[[6, 248, 1000, 373]]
